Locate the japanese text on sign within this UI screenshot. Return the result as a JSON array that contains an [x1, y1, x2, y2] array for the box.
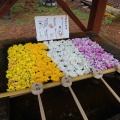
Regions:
[[35, 15, 69, 41]]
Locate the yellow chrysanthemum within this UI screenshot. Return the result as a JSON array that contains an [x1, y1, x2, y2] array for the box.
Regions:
[[6, 42, 65, 91]]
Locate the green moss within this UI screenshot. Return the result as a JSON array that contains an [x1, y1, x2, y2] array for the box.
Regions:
[[72, 9, 89, 21], [11, 3, 24, 13], [103, 18, 113, 24]]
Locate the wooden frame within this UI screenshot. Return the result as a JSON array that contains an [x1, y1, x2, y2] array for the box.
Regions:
[[0, 0, 18, 19], [0, 29, 119, 99], [87, 0, 108, 34], [56, 0, 87, 31], [0, 0, 108, 34], [0, 68, 116, 98]]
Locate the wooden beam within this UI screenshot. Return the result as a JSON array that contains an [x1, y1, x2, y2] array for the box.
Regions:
[[0, 68, 116, 98], [0, 0, 18, 19], [0, 0, 6, 8], [56, 0, 87, 31], [87, 0, 108, 34]]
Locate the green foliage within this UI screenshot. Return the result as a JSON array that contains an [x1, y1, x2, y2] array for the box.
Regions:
[[36, 5, 58, 15], [1, 1, 117, 27], [11, 3, 23, 13], [36, 5, 46, 13], [72, 9, 89, 21], [103, 18, 113, 24], [16, 19, 32, 26]]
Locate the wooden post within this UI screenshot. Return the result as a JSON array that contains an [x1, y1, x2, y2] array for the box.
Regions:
[[0, 0, 7, 8], [87, 0, 108, 35], [0, 0, 18, 19], [56, 0, 87, 31]]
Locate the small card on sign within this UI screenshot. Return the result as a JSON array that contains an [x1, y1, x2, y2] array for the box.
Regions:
[[35, 15, 69, 41]]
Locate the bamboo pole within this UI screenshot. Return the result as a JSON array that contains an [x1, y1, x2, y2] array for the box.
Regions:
[[0, 68, 116, 99], [92, 68, 120, 103], [61, 76, 88, 120], [69, 86, 88, 120], [101, 77, 120, 103]]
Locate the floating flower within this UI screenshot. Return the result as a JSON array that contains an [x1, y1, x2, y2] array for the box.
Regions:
[[44, 40, 90, 77], [71, 37, 119, 70], [6, 38, 118, 91], [6, 43, 64, 91]]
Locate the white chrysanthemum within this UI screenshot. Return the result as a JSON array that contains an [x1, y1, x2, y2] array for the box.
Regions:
[[43, 40, 90, 77]]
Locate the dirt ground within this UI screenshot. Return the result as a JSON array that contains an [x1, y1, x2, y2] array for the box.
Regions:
[[100, 22, 120, 47], [0, 19, 120, 47], [0, 1, 120, 47]]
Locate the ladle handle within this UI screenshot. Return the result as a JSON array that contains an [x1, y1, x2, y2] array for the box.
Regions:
[[101, 77, 120, 103], [38, 95, 46, 120], [69, 86, 88, 120]]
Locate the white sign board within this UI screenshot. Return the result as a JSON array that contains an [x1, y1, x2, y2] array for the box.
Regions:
[[35, 15, 69, 41]]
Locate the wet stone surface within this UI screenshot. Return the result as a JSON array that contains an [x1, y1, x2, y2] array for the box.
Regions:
[[0, 98, 9, 120], [9, 77, 120, 120]]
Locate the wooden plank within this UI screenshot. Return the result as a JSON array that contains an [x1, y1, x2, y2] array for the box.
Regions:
[[56, 0, 87, 31], [87, 0, 108, 34], [0, 0, 18, 19], [0, 68, 116, 99]]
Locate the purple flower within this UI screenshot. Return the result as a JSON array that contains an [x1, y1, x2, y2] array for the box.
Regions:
[[71, 37, 119, 70]]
